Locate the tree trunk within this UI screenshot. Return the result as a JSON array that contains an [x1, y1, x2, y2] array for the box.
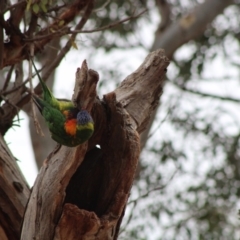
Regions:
[[20, 49, 169, 239], [0, 135, 30, 240]]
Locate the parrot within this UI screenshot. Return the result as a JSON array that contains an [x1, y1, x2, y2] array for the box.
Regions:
[[31, 59, 94, 147]]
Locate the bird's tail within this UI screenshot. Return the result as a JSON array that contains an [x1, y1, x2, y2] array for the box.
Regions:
[[32, 94, 46, 114], [31, 58, 55, 102]]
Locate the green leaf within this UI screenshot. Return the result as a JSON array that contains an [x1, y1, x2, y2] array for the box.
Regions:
[[32, 3, 40, 14], [26, 0, 32, 11], [71, 41, 78, 50], [58, 20, 65, 27], [39, 2, 47, 13]]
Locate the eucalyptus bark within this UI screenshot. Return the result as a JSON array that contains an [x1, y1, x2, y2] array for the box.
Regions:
[[21, 49, 169, 240], [0, 135, 30, 240]]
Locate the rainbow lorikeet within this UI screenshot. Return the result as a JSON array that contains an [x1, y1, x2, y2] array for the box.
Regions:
[[31, 60, 94, 147]]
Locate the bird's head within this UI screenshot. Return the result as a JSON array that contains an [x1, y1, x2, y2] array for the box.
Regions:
[[63, 108, 79, 119], [77, 110, 93, 126]]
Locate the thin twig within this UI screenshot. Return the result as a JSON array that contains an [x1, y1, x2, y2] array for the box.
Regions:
[[3, 65, 14, 91], [47, 3, 67, 13], [24, 9, 147, 42], [2, 0, 25, 14], [2, 67, 43, 96], [120, 168, 178, 235], [169, 80, 240, 103], [0, 95, 20, 113], [147, 109, 171, 140], [93, 0, 110, 12], [128, 169, 178, 205], [24, 27, 69, 42], [2, 78, 29, 95], [70, 9, 147, 34], [29, 46, 44, 136], [37, 0, 94, 83], [13, 63, 23, 124]]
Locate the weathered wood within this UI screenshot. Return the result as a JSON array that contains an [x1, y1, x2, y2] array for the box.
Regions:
[[21, 49, 169, 240], [115, 49, 169, 133], [54, 204, 101, 240], [0, 135, 30, 240], [21, 145, 88, 240], [72, 60, 99, 112]]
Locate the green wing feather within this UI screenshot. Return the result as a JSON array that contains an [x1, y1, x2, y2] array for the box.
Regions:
[[32, 95, 65, 135]]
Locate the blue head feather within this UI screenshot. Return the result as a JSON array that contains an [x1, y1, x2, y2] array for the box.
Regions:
[[77, 110, 93, 125]]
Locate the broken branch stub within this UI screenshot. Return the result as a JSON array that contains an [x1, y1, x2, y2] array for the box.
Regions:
[[115, 49, 169, 133], [72, 60, 99, 111]]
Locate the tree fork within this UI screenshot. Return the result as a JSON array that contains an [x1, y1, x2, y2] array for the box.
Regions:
[[20, 49, 169, 240]]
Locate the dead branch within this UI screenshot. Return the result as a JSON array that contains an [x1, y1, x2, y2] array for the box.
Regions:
[[115, 49, 169, 133], [72, 60, 99, 111]]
